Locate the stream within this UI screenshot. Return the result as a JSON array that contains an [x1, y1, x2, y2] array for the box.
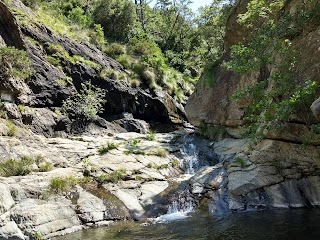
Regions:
[[53, 134, 320, 240], [54, 208, 320, 240]]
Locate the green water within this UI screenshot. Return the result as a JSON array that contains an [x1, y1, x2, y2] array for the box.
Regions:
[[54, 208, 320, 240]]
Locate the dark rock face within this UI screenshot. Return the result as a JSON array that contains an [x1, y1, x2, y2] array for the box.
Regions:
[[0, 0, 186, 136]]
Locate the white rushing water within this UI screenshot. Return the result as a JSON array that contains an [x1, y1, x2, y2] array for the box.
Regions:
[[180, 143, 199, 175], [155, 198, 194, 223], [154, 140, 199, 223]]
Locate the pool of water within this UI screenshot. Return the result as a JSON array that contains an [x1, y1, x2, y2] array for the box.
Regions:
[[54, 208, 320, 240]]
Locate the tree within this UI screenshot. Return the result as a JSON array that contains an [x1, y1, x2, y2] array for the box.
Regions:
[[194, 0, 233, 62], [92, 0, 136, 41]]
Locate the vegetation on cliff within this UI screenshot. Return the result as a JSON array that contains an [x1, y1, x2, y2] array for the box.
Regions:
[[8, 0, 233, 103], [225, 0, 320, 135]]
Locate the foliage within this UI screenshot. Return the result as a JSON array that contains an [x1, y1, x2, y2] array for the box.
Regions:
[[6, 120, 17, 136], [92, 0, 136, 41], [0, 157, 34, 177], [171, 158, 180, 167], [67, 6, 89, 26], [14, 0, 239, 104], [89, 24, 106, 48], [38, 162, 53, 172], [146, 131, 156, 141], [98, 142, 119, 154], [62, 81, 106, 121], [225, 0, 320, 135], [123, 139, 145, 155], [22, 0, 40, 9], [148, 148, 169, 157], [147, 162, 168, 169], [96, 169, 126, 184], [0, 46, 33, 80], [107, 43, 126, 57], [49, 175, 85, 193], [234, 156, 245, 168]]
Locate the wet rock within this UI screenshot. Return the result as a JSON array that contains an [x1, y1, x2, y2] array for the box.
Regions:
[[228, 165, 284, 196], [208, 188, 230, 217], [264, 180, 305, 208], [190, 164, 226, 194], [76, 187, 106, 223], [298, 176, 320, 206]]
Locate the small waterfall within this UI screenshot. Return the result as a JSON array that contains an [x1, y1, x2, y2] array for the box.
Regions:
[[155, 195, 194, 223], [181, 143, 199, 175]]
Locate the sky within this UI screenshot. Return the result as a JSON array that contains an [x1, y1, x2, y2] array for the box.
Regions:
[[149, 0, 213, 12], [188, 0, 213, 12]]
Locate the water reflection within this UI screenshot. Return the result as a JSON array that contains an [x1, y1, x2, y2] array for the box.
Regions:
[[54, 208, 320, 240]]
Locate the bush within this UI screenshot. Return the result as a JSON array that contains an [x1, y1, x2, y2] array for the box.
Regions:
[[89, 24, 106, 48], [67, 6, 89, 26], [98, 141, 119, 154], [148, 148, 169, 157], [0, 46, 33, 80], [6, 120, 17, 136], [62, 81, 106, 121], [96, 169, 126, 184], [49, 175, 86, 193], [108, 43, 126, 57], [38, 162, 53, 172], [0, 157, 34, 177], [22, 0, 40, 9], [146, 131, 156, 141]]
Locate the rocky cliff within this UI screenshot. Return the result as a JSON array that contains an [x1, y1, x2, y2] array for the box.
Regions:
[[0, 0, 186, 137], [186, 0, 320, 214]]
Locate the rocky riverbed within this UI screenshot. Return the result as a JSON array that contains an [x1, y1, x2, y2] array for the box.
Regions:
[[0, 118, 191, 239], [1, 116, 320, 240]]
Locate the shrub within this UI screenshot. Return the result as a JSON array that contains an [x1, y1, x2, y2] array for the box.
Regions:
[[234, 157, 245, 168], [22, 0, 40, 9], [49, 175, 84, 193], [6, 120, 17, 136], [116, 54, 133, 69], [148, 148, 169, 157], [130, 78, 141, 88], [171, 159, 180, 167], [98, 141, 119, 154], [96, 169, 126, 184], [38, 162, 53, 172], [46, 55, 61, 67], [89, 24, 106, 48], [62, 81, 106, 121], [146, 131, 156, 141], [108, 43, 126, 57], [0, 46, 33, 80], [67, 6, 89, 26], [0, 157, 34, 177], [124, 149, 145, 155]]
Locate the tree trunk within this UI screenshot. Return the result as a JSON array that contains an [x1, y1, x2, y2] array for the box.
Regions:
[[140, 0, 145, 30]]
